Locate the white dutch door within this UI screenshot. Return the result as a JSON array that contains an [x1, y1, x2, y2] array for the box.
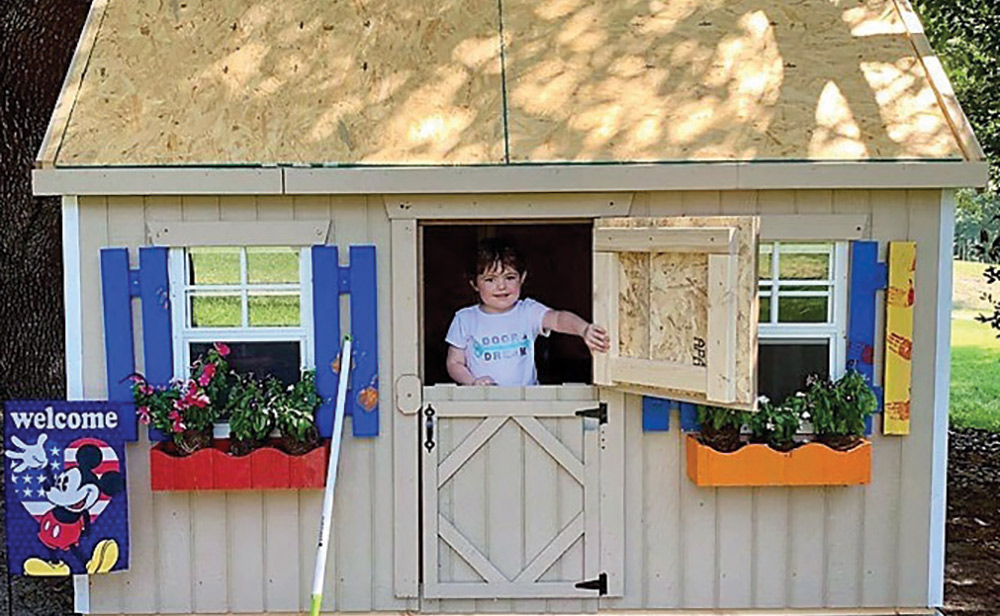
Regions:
[[405, 216, 759, 601]]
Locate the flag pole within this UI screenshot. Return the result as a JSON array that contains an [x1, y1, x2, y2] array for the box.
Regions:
[[310, 335, 352, 616]]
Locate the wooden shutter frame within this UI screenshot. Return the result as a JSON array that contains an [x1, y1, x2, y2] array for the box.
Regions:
[[594, 219, 755, 407]]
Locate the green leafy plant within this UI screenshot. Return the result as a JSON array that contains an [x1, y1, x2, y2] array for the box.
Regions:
[[272, 371, 322, 454], [805, 370, 877, 450], [697, 404, 745, 452], [226, 374, 278, 454], [746, 395, 803, 452]]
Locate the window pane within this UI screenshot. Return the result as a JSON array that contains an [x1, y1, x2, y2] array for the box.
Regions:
[[758, 342, 829, 402], [190, 341, 301, 385], [190, 294, 241, 327], [759, 295, 771, 323], [758, 244, 773, 280], [247, 247, 299, 284], [778, 248, 830, 280], [778, 296, 828, 322], [248, 293, 300, 326], [189, 247, 240, 285]]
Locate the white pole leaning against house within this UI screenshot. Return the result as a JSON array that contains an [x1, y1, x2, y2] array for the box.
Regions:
[[310, 335, 352, 616]]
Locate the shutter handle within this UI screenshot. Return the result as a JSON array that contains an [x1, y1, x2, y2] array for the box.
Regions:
[[424, 405, 436, 452]]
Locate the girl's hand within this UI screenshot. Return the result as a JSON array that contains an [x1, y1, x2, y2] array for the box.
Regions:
[[583, 324, 610, 354], [472, 376, 497, 386]]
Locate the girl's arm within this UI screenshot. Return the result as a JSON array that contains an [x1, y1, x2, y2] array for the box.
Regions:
[[446, 346, 496, 385], [542, 310, 610, 353]]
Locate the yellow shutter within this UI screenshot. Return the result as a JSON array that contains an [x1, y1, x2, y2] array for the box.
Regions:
[[593, 216, 760, 410]]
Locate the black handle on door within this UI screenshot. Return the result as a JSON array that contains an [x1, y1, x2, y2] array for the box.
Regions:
[[424, 405, 436, 452]]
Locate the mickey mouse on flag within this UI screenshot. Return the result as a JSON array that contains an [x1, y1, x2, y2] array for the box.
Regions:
[[6, 433, 123, 575]]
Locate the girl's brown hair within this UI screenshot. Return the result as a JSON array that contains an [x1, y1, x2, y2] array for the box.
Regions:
[[472, 237, 526, 279]]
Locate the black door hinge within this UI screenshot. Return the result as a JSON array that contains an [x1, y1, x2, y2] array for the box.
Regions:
[[574, 402, 607, 424], [574, 572, 607, 595]]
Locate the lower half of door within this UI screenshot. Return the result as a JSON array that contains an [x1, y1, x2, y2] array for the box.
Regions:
[[420, 386, 616, 600]]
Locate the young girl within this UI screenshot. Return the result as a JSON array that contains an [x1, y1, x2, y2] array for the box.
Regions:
[[446, 238, 609, 386]]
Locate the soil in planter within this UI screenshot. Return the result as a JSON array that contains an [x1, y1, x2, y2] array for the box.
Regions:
[[228, 435, 265, 457], [172, 427, 213, 456], [276, 425, 322, 456], [817, 433, 862, 451], [699, 423, 743, 453]]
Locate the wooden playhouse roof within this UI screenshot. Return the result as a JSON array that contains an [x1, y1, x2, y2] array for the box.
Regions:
[[38, 0, 983, 172]]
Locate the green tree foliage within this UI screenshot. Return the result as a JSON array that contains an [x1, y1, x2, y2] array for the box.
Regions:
[[955, 190, 1000, 262], [914, 0, 1000, 186], [915, 1, 1000, 333]]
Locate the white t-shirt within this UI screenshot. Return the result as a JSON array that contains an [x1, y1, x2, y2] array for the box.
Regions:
[[446, 298, 551, 386]]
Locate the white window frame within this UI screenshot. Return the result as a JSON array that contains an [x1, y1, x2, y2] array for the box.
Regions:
[[168, 246, 315, 382], [757, 241, 849, 380]]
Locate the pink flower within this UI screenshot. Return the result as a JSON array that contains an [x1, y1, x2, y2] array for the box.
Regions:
[[180, 386, 209, 409], [140, 384, 154, 395], [213, 342, 231, 357], [198, 363, 216, 386], [128, 375, 144, 383], [137, 406, 151, 425], [168, 410, 186, 433]]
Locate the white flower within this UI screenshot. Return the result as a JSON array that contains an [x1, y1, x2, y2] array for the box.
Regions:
[[757, 395, 770, 404], [766, 421, 776, 431], [801, 411, 811, 420], [795, 391, 806, 398]]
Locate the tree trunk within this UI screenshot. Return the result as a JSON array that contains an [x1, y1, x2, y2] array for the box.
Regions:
[[1, 1, 89, 613]]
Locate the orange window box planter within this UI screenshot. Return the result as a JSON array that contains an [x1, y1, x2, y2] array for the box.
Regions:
[[149, 440, 328, 491], [685, 434, 871, 487]]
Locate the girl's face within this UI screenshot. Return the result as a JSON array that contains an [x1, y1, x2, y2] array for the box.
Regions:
[[472, 262, 526, 313]]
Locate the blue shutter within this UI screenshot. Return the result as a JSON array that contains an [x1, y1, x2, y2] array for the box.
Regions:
[[642, 397, 671, 431], [847, 241, 887, 434], [348, 246, 379, 437], [679, 402, 699, 432], [100, 248, 138, 441], [312, 245, 342, 438], [140, 247, 173, 442], [311, 245, 380, 438]]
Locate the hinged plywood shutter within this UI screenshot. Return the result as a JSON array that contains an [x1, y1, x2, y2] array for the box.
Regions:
[[593, 216, 759, 410]]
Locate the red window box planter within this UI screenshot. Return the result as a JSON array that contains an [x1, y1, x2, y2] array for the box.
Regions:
[[685, 434, 872, 487], [149, 440, 328, 491]]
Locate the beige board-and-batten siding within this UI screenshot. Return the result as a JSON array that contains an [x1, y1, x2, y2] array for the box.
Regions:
[[73, 189, 946, 614]]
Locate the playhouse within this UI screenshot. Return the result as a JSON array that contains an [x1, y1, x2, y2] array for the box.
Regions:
[[30, 0, 987, 614]]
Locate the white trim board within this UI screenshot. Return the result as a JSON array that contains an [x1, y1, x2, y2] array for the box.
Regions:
[[63, 196, 84, 399], [927, 189, 955, 607], [63, 195, 90, 613], [34, 160, 987, 196], [147, 220, 330, 246], [34, 167, 283, 195]]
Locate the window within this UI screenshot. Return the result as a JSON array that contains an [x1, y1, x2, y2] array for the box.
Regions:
[[757, 241, 848, 401], [169, 246, 314, 384]]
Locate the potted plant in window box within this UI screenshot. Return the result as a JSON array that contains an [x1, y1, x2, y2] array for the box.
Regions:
[[695, 404, 744, 453], [806, 369, 878, 451], [273, 371, 322, 456], [141, 345, 330, 491], [226, 373, 278, 456], [686, 371, 876, 487], [133, 379, 214, 454], [746, 395, 803, 453]]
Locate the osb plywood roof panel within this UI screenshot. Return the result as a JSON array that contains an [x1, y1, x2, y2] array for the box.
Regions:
[[52, 0, 964, 166], [56, 0, 506, 166]]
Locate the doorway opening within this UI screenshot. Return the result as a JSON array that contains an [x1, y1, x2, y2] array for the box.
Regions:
[[421, 222, 593, 386]]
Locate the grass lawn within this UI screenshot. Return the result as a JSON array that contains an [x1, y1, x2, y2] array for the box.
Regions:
[[951, 260, 1000, 430]]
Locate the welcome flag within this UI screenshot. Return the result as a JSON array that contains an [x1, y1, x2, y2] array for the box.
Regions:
[[4, 400, 130, 576]]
